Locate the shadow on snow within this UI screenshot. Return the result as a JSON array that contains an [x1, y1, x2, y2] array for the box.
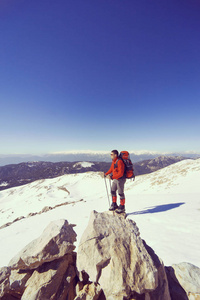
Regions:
[[127, 202, 185, 216]]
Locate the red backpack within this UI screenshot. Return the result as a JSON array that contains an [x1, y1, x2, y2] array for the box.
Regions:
[[119, 151, 135, 179]]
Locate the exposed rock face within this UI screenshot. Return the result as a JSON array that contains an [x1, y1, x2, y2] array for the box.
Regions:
[[21, 254, 77, 300], [142, 241, 171, 300], [166, 262, 200, 300], [74, 282, 103, 300], [0, 267, 11, 298], [9, 269, 32, 295], [9, 219, 76, 270], [0, 267, 30, 298], [77, 210, 170, 300], [0, 219, 78, 300], [1, 212, 200, 300]]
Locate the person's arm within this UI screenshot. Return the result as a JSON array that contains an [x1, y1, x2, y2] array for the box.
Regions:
[[105, 162, 113, 176], [112, 160, 125, 179]]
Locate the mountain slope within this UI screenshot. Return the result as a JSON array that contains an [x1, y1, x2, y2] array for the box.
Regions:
[[0, 161, 110, 191], [127, 158, 200, 194], [0, 156, 186, 191], [0, 150, 199, 165], [0, 158, 199, 269]]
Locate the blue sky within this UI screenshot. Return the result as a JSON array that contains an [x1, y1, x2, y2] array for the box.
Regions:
[[0, 0, 200, 154]]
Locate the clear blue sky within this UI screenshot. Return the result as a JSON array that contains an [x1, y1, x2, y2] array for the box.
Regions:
[[0, 0, 200, 154]]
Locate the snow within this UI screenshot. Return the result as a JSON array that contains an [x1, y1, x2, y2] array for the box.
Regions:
[[0, 159, 200, 269], [50, 149, 200, 156], [51, 150, 110, 155], [0, 182, 8, 187], [73, 162, 94, 168]]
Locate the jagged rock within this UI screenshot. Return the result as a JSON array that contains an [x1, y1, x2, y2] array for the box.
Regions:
[[9, 270, 32, 294], [27, 212, 37, 217], [77, 211, 170, 300], [74, 282, 103, 300], [40, 206, 53, 213], [166, 262, 200, 300], [0, 220, 78, 299], [165, 266, 188, 300], [0, 266, 31, 299], [0, 267, 11, 297], [21, 254, 77, 300], [142, 241, 170, 300], [9, 219, 77, 270], [4, 211, 200, 300]]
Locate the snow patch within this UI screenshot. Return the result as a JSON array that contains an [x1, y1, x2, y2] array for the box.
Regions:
[[0, 182, 8, 187], [73, 162, 94, 168]]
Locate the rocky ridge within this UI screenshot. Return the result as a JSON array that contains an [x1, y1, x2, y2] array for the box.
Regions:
[[0, 211, 199, 300], [0, 156, 186, 191]]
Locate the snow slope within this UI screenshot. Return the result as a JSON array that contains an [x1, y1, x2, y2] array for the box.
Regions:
[[0, 159, 200, 268]]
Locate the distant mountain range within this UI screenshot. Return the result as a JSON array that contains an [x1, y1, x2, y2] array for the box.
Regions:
[[0, 156, 187, 191], [0, 150, 199, 166]]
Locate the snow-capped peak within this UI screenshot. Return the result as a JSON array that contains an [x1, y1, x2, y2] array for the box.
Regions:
[[73, 162, 94, 168]]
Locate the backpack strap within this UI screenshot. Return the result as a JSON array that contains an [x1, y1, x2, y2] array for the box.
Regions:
[[114, 158, 124, 169], [114, 157, 126, 178], [114, 159, 119, 169]]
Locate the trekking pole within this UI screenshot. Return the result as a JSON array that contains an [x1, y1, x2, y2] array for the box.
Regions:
[[109, 178, 112, 191], [104, 176, 110, 207]]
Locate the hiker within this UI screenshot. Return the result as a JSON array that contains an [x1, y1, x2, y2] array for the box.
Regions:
[[104, 150, 126, 213]]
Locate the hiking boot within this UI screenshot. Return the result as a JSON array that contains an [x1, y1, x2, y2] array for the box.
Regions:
[[115, 204, 125, 214], [109, 202, 118, 211]]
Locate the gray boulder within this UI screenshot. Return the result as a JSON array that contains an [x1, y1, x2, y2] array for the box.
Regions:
[[9, 219, 76, 270], [77, 210, 170, 300], [0, 267, 11, 298], [0, 219, 78, 299], [21, 254, 77, 300], [0, 266, 32, 299], [166, 262, 200, 300]]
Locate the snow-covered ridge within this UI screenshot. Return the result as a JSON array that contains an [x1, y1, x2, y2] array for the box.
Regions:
[[0, 158, 200, 268], [50, 149, 200, 156], [51, 150, 110, 155], [127, 158, 200, 194], [0, 158, 200, 228], [0, 172, 102, 228]]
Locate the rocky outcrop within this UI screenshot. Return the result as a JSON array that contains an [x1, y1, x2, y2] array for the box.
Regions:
[[9, 219, 76, 270], [0, 219, 78, 300], [166, 262, 200, 300], [74, 282, 103, 300], [21, 255, 77, 300], [1, 211, 200, 300], [77, 211, 170, 300], [0, 267, 32, 299], [0, 200, 85, 230]]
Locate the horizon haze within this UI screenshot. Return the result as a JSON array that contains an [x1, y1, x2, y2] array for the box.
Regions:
[[0, 149, 199, 166]]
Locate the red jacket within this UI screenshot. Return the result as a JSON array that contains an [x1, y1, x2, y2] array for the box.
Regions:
[[105, 157, 125, 180]]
